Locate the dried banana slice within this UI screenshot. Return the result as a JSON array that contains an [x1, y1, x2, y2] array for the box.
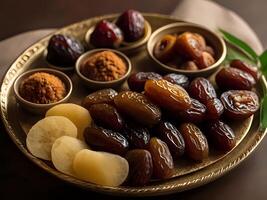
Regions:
[[46, 103, 92, 139], [51, 136, 88, 176], [73, 149, 129, 186], [26, 116, 77, 160]]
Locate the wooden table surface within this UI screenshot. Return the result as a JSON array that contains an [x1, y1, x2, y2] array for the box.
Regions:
[[1, 0, 267, 199]]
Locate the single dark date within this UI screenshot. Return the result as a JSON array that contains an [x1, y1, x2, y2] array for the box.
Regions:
[[207, 120, 236, 152], [156, 121, 185, 158]]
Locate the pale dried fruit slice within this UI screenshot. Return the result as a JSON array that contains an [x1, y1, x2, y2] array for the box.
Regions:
[[73, 149, 129, 186], [51, 136, 88, 176], [46, 103, 92, 139], [26, 116, 77, 160]]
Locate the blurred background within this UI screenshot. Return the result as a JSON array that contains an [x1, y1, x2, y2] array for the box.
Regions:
[[0, 0, 266, 47]]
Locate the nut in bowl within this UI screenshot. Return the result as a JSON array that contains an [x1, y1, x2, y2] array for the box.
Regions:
[[147, 22, 227, 77], [75, 48, 132, 89], [85, 10, 152, 54], [13, 68, 73, 114]]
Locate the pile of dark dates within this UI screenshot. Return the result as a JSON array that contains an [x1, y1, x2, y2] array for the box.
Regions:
[[81, 59, 260, 186]]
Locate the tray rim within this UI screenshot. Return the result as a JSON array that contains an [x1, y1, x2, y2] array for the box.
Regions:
[[1, 13, 267, 196]]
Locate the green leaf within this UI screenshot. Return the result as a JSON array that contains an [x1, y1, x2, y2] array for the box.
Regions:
[[225, 46, 255, 64], [259, 50, 267, 75], [219, 29, 259, 63], [261, 96, 267, 128]]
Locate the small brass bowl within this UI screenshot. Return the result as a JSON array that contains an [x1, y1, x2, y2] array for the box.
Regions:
[[85, 20, 152, 54], [13, 68, 73, 114], [75, 48, 132, 89], [147, 22, 227, 77]]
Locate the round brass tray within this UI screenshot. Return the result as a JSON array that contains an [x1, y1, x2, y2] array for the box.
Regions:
[[1, 14, 267, 196]]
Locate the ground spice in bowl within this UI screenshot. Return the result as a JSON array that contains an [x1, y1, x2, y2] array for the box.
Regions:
[[80, 50, 127, 81], [19, 72, 66, 104]]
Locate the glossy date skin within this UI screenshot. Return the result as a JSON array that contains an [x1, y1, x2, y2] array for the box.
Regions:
[[127, 72, 162, 92], [197, 52, 215, 69], [230, 59, 261, 81], [148, 137, 174, 179], [177, 98, 206, 123], [144, 79, 191, 112], [189, 77, 217, 104], [47, 34, 84, 67], [82, 89, 118, 110], [179, 123, 209, 161], [180, 61, 198, 71], [220, 90, 259, 120], [163, 73, 190, 89], [215, 67, 256, 91], [125, 149, 153, 186], [123, 123, 150, 149], [116, 9, 145, 42], [154, 34, 177, 62], [207, 120, 236, 152], [114, 91, 161, 127], [89, 103, 124, 131], [83, 126, 128, 155], [90, 20, 123, 48], [205, 98, 224, 120], [157, 121, 185, 157], [175, 32, 206, 60]]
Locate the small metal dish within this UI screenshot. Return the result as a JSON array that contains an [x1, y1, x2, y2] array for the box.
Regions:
[[75, 48, 132, 89], [13, 68, 73, 114], [147, 22, 227, 77], [43, 50, 75, 72], [85, 20, 152, 54]]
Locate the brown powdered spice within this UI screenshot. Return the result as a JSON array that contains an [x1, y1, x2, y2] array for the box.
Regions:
[[80, 51, 127, 81], [19, 72, 66, 104]]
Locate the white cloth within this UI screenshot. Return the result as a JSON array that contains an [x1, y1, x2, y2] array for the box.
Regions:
[[172, 0, 263, 53]]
